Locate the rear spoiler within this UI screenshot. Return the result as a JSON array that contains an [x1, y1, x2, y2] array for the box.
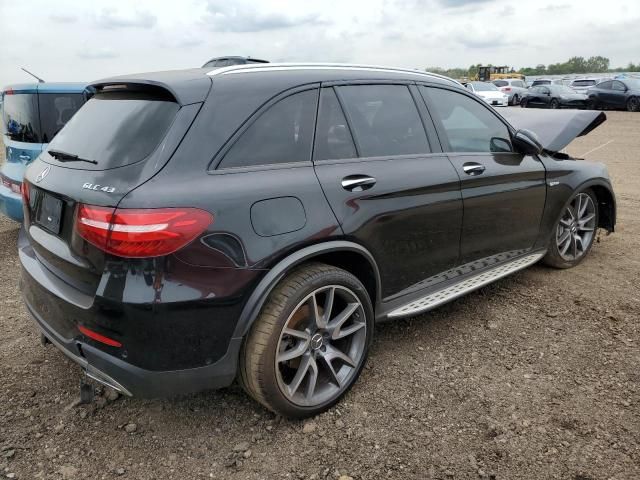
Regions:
[[500, 109, 606, 153], [90, 69, 212, 106]]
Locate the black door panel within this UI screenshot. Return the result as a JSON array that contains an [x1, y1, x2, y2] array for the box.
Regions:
[[315, 155, 462, 299], [447, 153, 546, 263]]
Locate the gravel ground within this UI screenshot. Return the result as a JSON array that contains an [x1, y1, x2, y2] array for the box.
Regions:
[[1, 111, 638, 480]]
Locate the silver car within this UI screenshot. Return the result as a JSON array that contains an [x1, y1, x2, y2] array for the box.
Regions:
[[569, 78, 603, 95], [492, 78, 528, 106]]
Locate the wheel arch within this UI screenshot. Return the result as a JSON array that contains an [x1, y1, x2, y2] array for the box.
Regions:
[[587, 182, 616, 232], [232, 241, 382, 338]]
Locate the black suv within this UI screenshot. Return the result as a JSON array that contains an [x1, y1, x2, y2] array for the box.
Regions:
[[20, 64, 616, 418]]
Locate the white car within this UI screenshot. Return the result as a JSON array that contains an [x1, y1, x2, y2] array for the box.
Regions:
[[465, 81, 509, 107]]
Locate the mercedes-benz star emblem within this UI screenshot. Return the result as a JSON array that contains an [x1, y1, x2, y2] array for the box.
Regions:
[[35, 166, 51, 183]]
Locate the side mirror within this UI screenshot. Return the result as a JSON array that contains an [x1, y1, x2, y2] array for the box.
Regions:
[[490, 137, 513, 153], [513, 129, 543, 156]]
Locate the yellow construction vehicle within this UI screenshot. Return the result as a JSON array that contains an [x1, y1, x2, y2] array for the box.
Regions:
[[476, 66, 525, 82]]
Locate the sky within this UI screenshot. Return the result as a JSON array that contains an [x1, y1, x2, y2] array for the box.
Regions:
[[0, 0, 639, 87]]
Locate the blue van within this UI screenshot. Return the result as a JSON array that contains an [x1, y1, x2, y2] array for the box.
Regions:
[[1, 83, 90, 221]]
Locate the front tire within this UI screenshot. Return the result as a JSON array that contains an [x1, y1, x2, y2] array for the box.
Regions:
[[550, 98, 560, 109], [511, 94, 520, 106], [520, 98, 528, 108], [543, 189, 599, 269], [239, 263, 374, 418], [627, 96, 639, 112]]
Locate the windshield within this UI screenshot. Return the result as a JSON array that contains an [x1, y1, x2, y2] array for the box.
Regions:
[[45, 91, 179, 169], [2, 93, 40, 143], [471, 82, 498, 92]]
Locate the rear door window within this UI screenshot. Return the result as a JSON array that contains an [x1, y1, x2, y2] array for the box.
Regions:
[[313, 88, 357, 161], [45, 90, 179, 169], [219, 89, 318, 169], [38, 93, 84, 143], [597, 81, 612, 90], [612, 81, 626, 91], [2, 92, 40, 143], [421, 87, 512, 153], [336, 85, 430, 157]]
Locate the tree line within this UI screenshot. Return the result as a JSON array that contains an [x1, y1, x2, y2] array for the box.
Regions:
[[427, 56, 640, 79]]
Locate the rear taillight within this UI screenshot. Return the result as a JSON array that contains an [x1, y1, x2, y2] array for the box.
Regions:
[[502, 87, 512, 92], [75, 205, 213, 258], [21, 179, 30, 204]]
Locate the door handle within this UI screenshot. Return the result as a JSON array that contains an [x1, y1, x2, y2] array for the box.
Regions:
[[341, 175, 376, 192], [462, 163, 486, 176]]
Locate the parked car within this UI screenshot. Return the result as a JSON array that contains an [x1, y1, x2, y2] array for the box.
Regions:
[[20, 64, 616, 418], [520, 85, 589, 109], [1, 83, 89, 221], [586, 78, 640, 112], [202, 56, 269, 68], [464, 81, 508, 107], [530, 78, 565, 87], [492, 78, 528, 106], [569, 78, 601, 95]]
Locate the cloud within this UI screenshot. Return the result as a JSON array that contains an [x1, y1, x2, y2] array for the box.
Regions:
[[95, 8, 157, 29], [500, 5, 515, 16], [438, 0, 495, 7], [538, 4, 570, 12], [203, 0, 325, 32], [49, 13, 78, 24], [77, 48, 118, 60]]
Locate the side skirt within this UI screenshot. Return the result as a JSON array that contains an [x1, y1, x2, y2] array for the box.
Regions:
[[385, 251, 546, 319]]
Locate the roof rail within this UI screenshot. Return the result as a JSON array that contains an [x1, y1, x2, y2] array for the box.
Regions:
[[206, 62, 461, 86]]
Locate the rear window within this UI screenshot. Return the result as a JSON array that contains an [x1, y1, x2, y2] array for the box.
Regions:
[[2, 92, 40, 143], [532, 80, 551, 86], [572, 80, 596, 87], [38, 93, 84, 143], [45, 91, 179, 169], [493, 80, 508, 87]]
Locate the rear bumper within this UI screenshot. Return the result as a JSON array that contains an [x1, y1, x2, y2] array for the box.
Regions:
[[0, 185, 23, 222], [25, 298, 241, 397], [19, 229, 243, 398]]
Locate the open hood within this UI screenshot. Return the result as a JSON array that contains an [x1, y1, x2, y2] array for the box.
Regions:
[[500, 109, 606, 153]]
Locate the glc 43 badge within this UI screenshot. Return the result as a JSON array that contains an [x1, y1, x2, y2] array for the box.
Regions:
[[82, 183, 116, 193]]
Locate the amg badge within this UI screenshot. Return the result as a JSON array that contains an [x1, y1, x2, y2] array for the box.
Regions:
[[82, 182, 116, 193]]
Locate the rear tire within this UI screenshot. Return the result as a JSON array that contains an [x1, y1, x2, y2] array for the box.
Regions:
[[626, 97, 639, 112], [550, 99, 560, 109], [543, 189, 599, 269], [239, 263, 374, 418]]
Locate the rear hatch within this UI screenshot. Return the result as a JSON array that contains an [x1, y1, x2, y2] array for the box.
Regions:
[[22, 83, 204, 301]]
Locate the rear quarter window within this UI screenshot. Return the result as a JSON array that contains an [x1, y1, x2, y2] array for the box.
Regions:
[[218, 89, 318, 169]]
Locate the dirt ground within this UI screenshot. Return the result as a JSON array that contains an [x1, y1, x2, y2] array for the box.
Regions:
[[0, 111, 638, 480]]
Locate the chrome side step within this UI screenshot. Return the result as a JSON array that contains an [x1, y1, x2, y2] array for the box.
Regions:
[[387, 251, 545, 319]]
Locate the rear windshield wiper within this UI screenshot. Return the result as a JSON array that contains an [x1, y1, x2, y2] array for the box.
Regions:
[[48, 149, 98, 165]]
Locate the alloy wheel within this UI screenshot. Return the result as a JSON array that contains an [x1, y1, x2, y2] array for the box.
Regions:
[[275, 285, 367, 407], [556, 193, 597, 261], [627, 97, 639, 112], [550, 99, 560, 109]]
